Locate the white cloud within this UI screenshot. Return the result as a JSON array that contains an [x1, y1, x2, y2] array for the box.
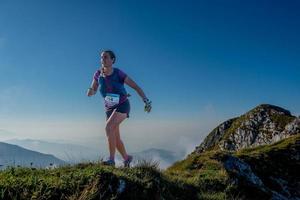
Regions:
[[116, 115, 220, 155]]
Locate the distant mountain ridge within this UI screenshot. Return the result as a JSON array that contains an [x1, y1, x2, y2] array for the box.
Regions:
[[194, 104, 300, 153], [0, 142, 65, 168], [5, 139, 101, 163], [5, 139, 180, 169]]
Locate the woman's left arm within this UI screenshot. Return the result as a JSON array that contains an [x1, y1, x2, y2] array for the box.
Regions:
[[124, 76, 148, 101], [124, 76, 152, 113]]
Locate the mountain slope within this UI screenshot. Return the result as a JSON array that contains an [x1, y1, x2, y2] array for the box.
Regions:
[[0, 142, 65, 168], [194, 104, 299, 153], [5, 139, 183, 168], [167, 104, 300, 199], [167, 134, 300, 199]]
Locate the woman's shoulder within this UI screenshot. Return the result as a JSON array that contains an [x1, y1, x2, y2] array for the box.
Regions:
[[93, 69, 102, 80], [113, 67, 120, 72], [94, 69, 101, 75], [114, 67, 127, 82], [114, 67, 127, 74]]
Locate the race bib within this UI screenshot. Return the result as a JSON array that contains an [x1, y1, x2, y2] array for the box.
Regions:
[[104, 93, 120, 107]]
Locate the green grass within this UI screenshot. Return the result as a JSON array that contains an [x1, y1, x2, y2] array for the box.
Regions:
[[166, 150, 231, 198], [0, 153, 230, 200], [270, 114, 295, 130], [166, 134, 300, 200], [235, 134, 300, 156], [0, 160, 198, 200]]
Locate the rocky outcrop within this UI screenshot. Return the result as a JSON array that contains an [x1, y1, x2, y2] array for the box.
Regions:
[[194, 118, 236, 153], [194, 104, 300, 153], [168, 134, 300, 199], [168, 104, 300, 199], [234, 135, 300, 199], [218, 134, 299, 199]]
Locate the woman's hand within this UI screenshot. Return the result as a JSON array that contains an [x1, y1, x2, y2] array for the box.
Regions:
[[87, 88, 96, 96], [143, 98, 152, 113]]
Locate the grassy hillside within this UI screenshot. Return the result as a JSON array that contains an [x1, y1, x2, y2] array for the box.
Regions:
[[166, 134, 300, 199], [166, 150, 235, 200], [0, 161, 196, 200], [1, 135, 299, 200]]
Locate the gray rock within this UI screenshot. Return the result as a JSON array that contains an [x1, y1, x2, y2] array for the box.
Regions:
[[194, 104, 299, 153], [222, 155, 265, 189]]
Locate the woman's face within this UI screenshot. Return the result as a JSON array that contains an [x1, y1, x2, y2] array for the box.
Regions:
[[101, 52, 114, 67]]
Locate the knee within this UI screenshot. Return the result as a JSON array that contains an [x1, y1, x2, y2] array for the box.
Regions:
[[105, 123, 116, 136]]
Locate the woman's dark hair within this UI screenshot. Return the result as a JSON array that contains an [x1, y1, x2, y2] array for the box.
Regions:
[[101, 50, 116, 64]]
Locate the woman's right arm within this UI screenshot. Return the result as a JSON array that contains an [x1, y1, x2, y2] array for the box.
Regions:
[[87, 69, 101, 96], [87, 79, 99, 96]]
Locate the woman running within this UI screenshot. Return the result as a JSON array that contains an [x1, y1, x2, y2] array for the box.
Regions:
[[87, 50, 152, 167]]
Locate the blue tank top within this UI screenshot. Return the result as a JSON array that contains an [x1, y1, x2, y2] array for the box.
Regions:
[[93, 68, 128, 109]]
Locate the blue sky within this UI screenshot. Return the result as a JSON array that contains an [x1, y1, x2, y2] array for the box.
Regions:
[[0, 0, 300, 153]]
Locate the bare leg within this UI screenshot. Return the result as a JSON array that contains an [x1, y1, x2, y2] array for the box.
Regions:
[[115, 125, 129, 160], [105, 110, 128, 160]]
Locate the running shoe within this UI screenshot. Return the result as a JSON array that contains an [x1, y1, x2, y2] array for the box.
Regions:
[[123, 155, 133, 167]]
